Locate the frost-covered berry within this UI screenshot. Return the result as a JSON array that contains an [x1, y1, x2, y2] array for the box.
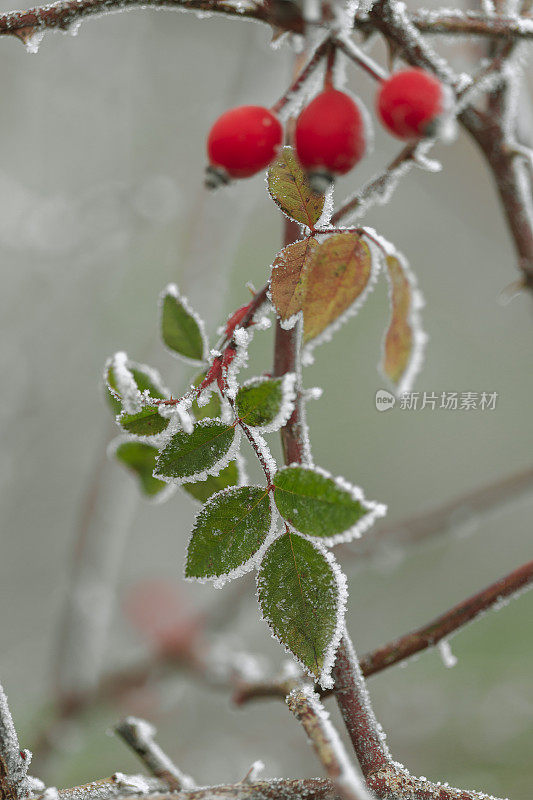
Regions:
[[206, 106, 283, 187], [376, 69, 449, 140], [294, 89, 367, 193]]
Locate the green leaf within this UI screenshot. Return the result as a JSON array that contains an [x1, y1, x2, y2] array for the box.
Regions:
[[119, 406, 169, 436], [160, 284, 208, 364], [154, 419, 238, 483], [191, 371, 222, 421], [105, 356, 167, 415], [270, 238, 317, 326], [267, 146, 325, 228], [235, 375, 295, 431], [185, 486, 273, 583], [381, 252, 425, 394], [302, 233, 373, 344], [182, 459, 241, 503], [257, 532, 345, 686], [114, 440, 170, 499], [273, 466, 384, 544]]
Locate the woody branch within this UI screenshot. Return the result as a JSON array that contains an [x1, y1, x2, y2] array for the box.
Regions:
[[1, 0, 533, 44], [272, 218, 513, 799]]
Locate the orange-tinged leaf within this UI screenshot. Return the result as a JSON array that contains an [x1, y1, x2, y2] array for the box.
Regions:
[[381, 253, 426, 392], [267, 146, 325, 228], [302, 233, 372, 343], [383, 255, 413, 385], [270, 237, 318, 324]]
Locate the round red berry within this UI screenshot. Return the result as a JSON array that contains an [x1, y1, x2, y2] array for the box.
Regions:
[[376, 69, 448, 140], [295, 89, 368, 180], [207, 106, 283, 182]]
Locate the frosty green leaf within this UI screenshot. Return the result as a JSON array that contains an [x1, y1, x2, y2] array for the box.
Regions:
[[257, 532, 345, 686], [235, 375, 295, 431], [273, 465, 385, 544], [185, 486, 273, 583], [267, 146, 325, 228], [182, 460, 241, 503], [118, 406, 169, 437], [114, 440, 169, 498], [105, 355, 168, 414], [154, 419, 238, 483], [160, 284, 208, 364]]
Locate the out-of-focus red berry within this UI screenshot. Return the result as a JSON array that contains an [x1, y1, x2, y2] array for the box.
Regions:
[[376, 69, 447, 140]]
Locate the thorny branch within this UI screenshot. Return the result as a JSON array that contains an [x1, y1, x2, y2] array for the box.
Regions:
[[272, 216, 516, 800], [286, 688, 374, 800], [115, 717, 193, 791], [1, 0, 533, 42]]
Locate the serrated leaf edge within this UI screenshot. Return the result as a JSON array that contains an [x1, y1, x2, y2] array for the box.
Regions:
[[116, 405, 170, 441], [153, 418, 242, 486], [184, 486, 279, 588], [364, 227, 427, 397], [104, 353, 171, 412], [301, 232, 381, 367], [274, 463, 387, 546], [266, 146, 322, 230], [256, 533, 347, 689], [181, 451, 249, 505], [159, 283, 210, 366], [236, 373, 297, 433], [107, 434, 177, 505]]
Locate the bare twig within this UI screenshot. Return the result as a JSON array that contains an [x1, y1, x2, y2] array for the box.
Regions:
[[48, 779, 337, 800], [272, 36, 333, 115], [406, 8, 533, 39], [358, 558, 533, 676], [287, 688, 374, 800], [333, 34, 387, 83], [52, 775, 172, 800], [115, 717, 193, 791], [0, 684, 30, 800], [330, 140, 424, 226], [0, 0, 269, 41], [1, 0, 533, 42]]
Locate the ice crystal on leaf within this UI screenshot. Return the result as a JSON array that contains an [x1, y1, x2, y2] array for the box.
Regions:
[[185, 486, 278, 585], [257, 532, 347, 688], [154, 419, 241, 485], [160, 283, 209, 365], [273, 464, 386, 545]]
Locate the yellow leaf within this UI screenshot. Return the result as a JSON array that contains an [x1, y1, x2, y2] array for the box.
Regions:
[[382, 255, 414, 385], [302, 233, 372, 343]]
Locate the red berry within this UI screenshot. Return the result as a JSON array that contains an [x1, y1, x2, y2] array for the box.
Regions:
[[295, 89, 367, 188], [376, 69, 448, 140], [206, 106, 283, 184]]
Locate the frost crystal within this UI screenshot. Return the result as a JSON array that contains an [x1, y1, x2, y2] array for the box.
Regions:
[[438, 639, 458, 669]]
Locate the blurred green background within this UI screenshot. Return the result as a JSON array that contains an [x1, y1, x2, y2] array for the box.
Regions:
[[0, 1, 532, 798]]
